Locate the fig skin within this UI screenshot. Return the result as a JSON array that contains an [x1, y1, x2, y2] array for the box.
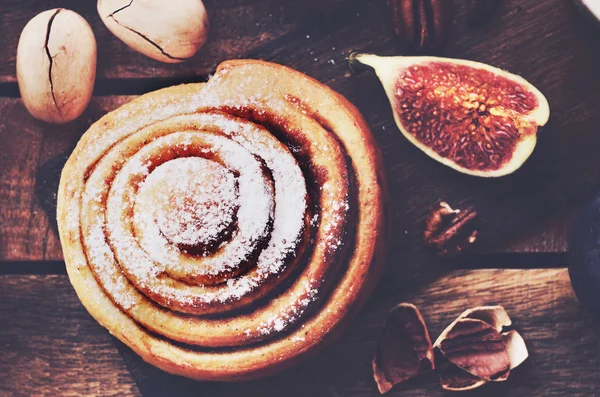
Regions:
[[350, 53, 550, 177], [573, 0, 600, 28], [568, 191, 600, 315]]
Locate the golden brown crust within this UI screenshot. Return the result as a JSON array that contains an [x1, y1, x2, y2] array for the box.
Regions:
[[57, 59, 387, 380]]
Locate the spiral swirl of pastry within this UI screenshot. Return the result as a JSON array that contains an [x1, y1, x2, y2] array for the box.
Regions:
[[58, 60, 387, 380]]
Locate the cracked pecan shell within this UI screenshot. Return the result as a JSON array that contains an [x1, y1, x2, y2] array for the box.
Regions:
[[98, 0, 209, 63], [373, 303, 434, 393], [16, 8, 97, 124], [433, 306, 529, 391]]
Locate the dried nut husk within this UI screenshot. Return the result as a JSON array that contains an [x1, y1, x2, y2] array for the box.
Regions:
[[433, 306, 528, 391], [373, 303, 434, 394], [502, 330, 529, 370], [434, 347, 487, 391], [349, 53, 550, 177], [435, 318, 511, 381], [16, 9, 97, 124], [457, 305, 512, 332], [98, 0, 209, 63]]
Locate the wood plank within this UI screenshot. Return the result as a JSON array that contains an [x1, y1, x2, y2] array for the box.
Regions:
[[255, 0, 600, 256], [239, 0, 600, 258], [0, 97, 133, 261], [124, 268, 600, 397], [3, 0, 600, 265], [0, 87, 572, 263], [0, 0, 345, 83], [2, 269, 597, 397], [0, 275, 139, 397], [491, 205, 578, 253]]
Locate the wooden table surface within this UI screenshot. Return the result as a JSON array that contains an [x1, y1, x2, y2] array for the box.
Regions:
[[2, 1, 600, 396]]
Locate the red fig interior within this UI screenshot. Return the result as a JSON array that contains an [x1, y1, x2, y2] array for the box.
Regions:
[[393, 62, 540, 172]]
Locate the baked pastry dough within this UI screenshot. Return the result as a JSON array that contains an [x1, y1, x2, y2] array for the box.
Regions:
[[57, 60, 387, 380]]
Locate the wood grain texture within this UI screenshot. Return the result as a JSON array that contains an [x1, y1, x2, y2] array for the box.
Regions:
[[125, 268, 600, 397], [3, 0, 600, 263], [0, 97, 133, 261], [2, 269, 597, 397], [0, 275, 139, 397], [491, 205, 578, 253], [2, 0, 600, 396], [0, 0, 345, 83]]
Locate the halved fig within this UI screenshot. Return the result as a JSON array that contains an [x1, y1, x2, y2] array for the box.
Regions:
[[373, 303, 434, 394], [349, 53, 550, 177]]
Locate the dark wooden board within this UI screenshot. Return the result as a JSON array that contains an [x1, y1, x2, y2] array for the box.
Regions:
[[2, 0, 600, 395], [494, 205, 578, 253], [2, 269, 599, 397], [0, 97, 132, 261], [2, 0, 600, 265], [0, 275, 139, 397]]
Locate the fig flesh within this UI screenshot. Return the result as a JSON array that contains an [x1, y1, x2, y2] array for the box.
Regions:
[[350, 53, 550, 177]]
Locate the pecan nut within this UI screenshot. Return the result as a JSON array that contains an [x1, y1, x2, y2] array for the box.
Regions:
[[386, 0, 454, 52], [424, 202, 478, 257]]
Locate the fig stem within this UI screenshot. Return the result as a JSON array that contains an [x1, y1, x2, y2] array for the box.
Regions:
[[347, 51, 376, 74]]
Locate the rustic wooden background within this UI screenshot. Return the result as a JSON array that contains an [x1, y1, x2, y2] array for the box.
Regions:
[[2, 0, 600, 396]]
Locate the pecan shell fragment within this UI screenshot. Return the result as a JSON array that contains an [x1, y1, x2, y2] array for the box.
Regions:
[[373, 303, 434, 394], [434, 347, 487, 391], [433, 306, 529, 391], [435, 318, 511, 381]]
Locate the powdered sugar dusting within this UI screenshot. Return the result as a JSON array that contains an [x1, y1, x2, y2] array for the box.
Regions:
[[148, 157, 238, 248], [109, 132, 276, 304], [255, 279, 319, 336], [86, 220, 138, 310], [323, 199, 349, 253], [130, 132, 276, 285]]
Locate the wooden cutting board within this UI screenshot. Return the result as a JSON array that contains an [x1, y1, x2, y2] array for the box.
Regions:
[[3, 0, 600, 395]]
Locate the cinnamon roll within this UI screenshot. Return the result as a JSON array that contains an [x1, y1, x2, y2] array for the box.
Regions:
[[57, 60, 387, 380]]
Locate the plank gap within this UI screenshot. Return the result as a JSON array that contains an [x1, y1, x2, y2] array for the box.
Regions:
[[457, 252, 568, 269], [0, 253, 567, 276], [0, 260, 66, 275], [0, 75, 213, 98]]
